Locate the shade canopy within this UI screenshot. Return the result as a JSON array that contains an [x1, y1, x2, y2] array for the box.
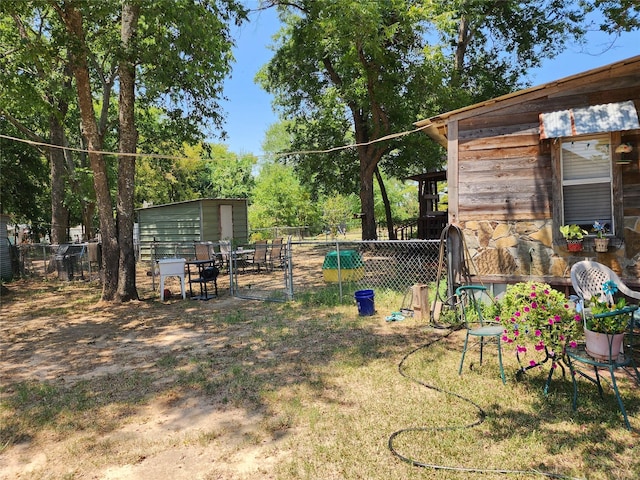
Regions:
[[539, 100, 639, 139]]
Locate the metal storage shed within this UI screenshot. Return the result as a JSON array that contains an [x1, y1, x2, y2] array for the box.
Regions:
[[136, 198, 249, 260]]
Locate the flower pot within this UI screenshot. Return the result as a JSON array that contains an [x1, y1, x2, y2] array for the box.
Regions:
[[566, 239, 583, 252], [584, 328, 624, 361], [594, 237, 609, 252]]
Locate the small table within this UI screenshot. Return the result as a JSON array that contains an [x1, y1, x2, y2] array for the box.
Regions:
[[232, 249, 254, 272], [158, 258, 186, 301], [186, 259, 218, 300]]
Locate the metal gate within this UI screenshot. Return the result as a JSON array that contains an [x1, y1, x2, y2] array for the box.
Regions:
[[230, 237, 293, 302]]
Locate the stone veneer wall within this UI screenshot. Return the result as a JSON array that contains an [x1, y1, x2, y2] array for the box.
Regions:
[[460, 217, 640, 282]]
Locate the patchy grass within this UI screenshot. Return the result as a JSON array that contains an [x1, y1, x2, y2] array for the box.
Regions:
[[1, 277, 640, 479]]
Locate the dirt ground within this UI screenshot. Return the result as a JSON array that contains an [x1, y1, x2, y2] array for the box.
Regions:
[[1, 261, 417, 480], [0, 269, 306, 480]]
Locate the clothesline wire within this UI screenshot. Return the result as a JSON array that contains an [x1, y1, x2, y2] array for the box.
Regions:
[[0, 123, 432, 161]]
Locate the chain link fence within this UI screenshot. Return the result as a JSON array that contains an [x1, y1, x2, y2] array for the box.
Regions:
[[9, 239, 447, 304], [8, 243, 102, 282], [288, 240, 443, 296]]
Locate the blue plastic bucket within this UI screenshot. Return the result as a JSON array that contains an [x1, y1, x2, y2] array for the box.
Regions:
[[354, 289, 375, 316]]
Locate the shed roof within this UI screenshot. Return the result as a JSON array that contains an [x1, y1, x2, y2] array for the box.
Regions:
[[416, 55, 640, 147], [136, 198, 247, 211]]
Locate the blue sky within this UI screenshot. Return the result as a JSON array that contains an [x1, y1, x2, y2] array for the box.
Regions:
[[218, 6, 640, 157]]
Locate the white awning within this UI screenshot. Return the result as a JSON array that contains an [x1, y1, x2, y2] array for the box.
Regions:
[[539, 100, 640, 139]]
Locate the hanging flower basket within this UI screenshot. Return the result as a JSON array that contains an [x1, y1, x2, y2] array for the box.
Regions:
[[594, 237, 609, 253], [566, 239, 583, 252]]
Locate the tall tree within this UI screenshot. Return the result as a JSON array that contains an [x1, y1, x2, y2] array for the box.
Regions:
[[0, 3, 75, 243], [259, 0, 594, 239], [116, 0, 140, 301], [260, 0, 436, 239], [46, 0, 246, 301], [53, 0, 121, 298]]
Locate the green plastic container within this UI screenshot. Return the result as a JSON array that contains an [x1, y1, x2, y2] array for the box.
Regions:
[[322, 250, 364, 282]]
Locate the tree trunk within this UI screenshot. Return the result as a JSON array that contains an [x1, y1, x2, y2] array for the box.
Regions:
[[359, 154, 377, 240], [374, 166, 396, 240], [60, 2, 119, 300], [49, 113, 68, 244], [116, 1, 140, 302]]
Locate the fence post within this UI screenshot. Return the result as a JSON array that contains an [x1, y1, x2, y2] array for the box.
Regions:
[[336, 240, 343, 301], [285, 236, 293, 300]]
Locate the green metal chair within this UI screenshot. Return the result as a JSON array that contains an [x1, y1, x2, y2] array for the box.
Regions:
[[456, 285, 506, 384], [566, 306, 640, 430]]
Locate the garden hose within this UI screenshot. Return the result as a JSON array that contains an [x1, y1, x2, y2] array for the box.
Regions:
[[430, 224, 476, 326], [387, 332, 586, 480]]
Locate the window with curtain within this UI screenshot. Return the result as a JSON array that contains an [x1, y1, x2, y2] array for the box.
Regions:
[[561, 134, 614, 233]]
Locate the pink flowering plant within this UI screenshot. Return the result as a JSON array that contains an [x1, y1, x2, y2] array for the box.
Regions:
[[493, 281, 582, 372]]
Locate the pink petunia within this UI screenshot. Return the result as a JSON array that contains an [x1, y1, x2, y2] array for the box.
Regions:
[[529, 360, 538, 367], [530, 292, 537, 298], [524, 306, 530, 313], [502, 335, 509, 341], [517, 345, 527, 353], [515, 311, 521, 317], [531, 302, 538, 309], [559, 335, 565, 341], [544, 289, 549, 295], [554, 315, 561, 323], [570, 341, 577, 348], [535, 329, 542, 336], [535, 342, 545, 351], [548, 318, 554, 325]]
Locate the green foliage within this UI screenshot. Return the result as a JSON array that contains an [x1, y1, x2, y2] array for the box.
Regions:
[[560, 224, 588, 240], [0, 124, 49, 228], [585, 305, 629, 335], [200, 144, 256, 199], [594, 0, 640, 33], [322, 194, 357, 237], [585, 281, 630, 334], [373, 174, 418, 224], [496, 282, 582, 368], [135, 142, 255, 207], [249, 161, 318, 230]]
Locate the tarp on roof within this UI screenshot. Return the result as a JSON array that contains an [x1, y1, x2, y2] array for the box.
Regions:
[[539, 100, 640, 139]]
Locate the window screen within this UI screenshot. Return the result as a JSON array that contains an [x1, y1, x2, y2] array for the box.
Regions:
[[561, 135, 613, 232]]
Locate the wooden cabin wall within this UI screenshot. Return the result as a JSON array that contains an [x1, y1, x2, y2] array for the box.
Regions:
[[457, 109, 551, 221], [621, 131, 640, 218], [450, 62, 640, 285]]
